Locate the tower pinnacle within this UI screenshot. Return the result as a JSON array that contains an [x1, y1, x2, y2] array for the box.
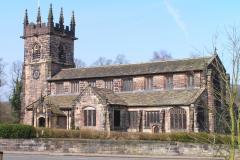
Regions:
[[24, 9, 29, 26], [70, 11, 76, 34], [36, 7, 41, 25], [48, 4, 54, 27], [59, 8, 64, 30]]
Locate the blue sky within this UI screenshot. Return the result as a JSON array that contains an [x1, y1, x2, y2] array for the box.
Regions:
[[0, 0, 240, 98]]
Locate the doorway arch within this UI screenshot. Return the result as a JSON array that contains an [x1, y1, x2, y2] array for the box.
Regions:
[[38, 117, 45, 127], [153, 125, 160, 133]]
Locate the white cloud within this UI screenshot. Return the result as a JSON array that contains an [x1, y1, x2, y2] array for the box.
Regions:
[[164, 0, 189, 41]]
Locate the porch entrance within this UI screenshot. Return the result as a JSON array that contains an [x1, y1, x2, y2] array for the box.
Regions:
[[38, 117, 45, 127]]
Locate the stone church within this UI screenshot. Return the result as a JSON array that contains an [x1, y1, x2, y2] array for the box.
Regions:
[[21, 5, 228, 133]]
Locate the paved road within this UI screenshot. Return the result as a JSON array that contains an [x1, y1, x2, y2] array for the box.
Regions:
[[3, 153, 224, 160]]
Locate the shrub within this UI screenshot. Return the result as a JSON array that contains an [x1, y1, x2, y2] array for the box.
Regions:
[[36, 128, 82, 138], [0, 124, 36, 138], [35, 128, 235, 145]]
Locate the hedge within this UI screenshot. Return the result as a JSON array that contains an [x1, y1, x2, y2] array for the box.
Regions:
[[0, 124, 36, 138], [36, 128, 234, 145], [0, 124, 234, 144]]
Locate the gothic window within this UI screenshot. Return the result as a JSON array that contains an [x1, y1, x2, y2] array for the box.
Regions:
[[32, 44, 41, 61], [144, 76, 153, 90], [145, 111, 160, 128], [84, 107, 96, 126], [105, 79, 113, 90], [56, 82, 64, 94], [59, 44, 66, 63], [71, 80, 80, 93], [129, 111, 138, 128], [122, 78, 133, 91], [187, 74, 194, 88], [170, 108, 187, 130], [165, 74, 173, 90]]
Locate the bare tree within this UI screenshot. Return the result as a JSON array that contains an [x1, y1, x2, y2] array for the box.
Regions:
[[0, 58, 5, 89], [9, 61, 23, 123], [189, 53, 202, 58], [0, 58, 5, 102], [92, 57, 113, 66], [74, 58, 86, 68], [151, 50, 172, 61], [0, 102, 15, 123], [225, 27, 240, 160], [207, 26, 240, 160], [10, 61, 22, 88], [114, 54, 128, 64], [0, 58, 6, 123]]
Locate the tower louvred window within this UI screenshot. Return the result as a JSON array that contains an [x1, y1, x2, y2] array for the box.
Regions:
[[59, 44, 66, 63], [32, 44, 41, 60]]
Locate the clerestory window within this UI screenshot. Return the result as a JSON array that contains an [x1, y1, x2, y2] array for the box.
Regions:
[[105, 79, 113, 90], [56, 82, 64, 94], [122, 78, 133, 91], [187, 74, 194, 88], [71, 80, 80, 93], [165, 74, 173, 90], [144, 76, 153, 90]]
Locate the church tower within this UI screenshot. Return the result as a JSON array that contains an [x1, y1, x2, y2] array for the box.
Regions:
[[21, 5, 77, 125]]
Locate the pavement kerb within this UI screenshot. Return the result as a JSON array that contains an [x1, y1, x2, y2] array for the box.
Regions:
[[2, 151, 225, 159]]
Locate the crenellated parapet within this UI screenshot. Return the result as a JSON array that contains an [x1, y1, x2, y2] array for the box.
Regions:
[[22, 4, 76, 40]]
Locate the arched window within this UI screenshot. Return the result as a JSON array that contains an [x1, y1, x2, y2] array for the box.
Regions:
[[83, 107, 96, 126], [32, 44, 41, 60], [59, 44, 66, 63], [170, 108, 187, 130]]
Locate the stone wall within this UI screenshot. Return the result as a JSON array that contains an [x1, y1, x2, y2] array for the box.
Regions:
[[0, 138, 233, 158]]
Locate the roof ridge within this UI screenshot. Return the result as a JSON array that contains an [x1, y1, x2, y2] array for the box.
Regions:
[[116, 88, 201, 95], [61, 55, 213, 71]]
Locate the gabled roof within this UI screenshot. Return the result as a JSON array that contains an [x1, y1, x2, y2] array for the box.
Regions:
[[50, 56, 213, 81], [116, 88, 205, 106], [45, 95, 77, 109]]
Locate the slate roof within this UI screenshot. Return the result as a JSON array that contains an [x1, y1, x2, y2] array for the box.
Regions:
[[40, 87, 127, 109], [45, 88, 204, 108], [26, 87, 205, 110], [45, 95, 78, 108], [92, 87, 127, 106], [48, 104, 66, 116], [116, 88, 205, 106], [50, 56, 213, 80]]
